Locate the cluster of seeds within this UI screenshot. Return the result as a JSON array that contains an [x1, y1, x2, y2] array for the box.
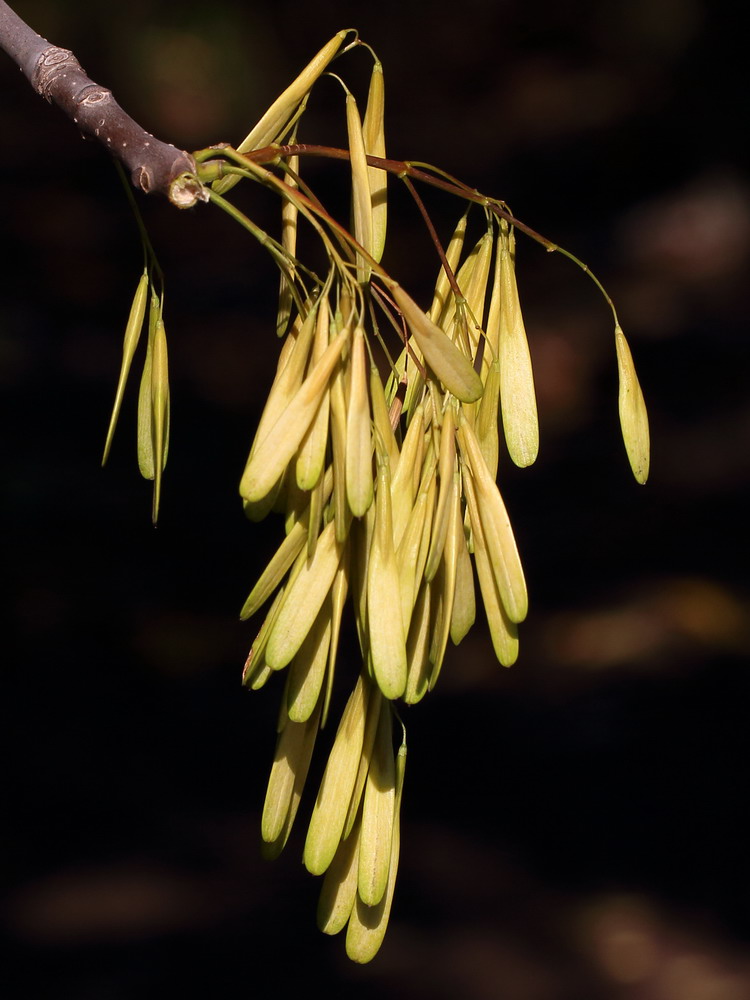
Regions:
[[236, 199, 555, 960], [102, 269, 169, 523], [104, 28, 649, 963]]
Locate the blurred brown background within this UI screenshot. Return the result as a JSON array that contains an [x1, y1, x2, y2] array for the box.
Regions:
[[2, 1, 749, 997]]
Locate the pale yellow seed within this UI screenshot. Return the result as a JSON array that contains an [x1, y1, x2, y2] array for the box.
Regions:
[[240, 327, 348, 502], [362, 60, 387, 263], [463, 229, 494, 354], [396, 468, 433, 635], [345, 734, 406, 964], [440, 230, 492, 357], [424, 403, 456, 581], [240, 516, 307, 620], [462, 467, 519, 666], [247, 307, 317, 470], [358, 699, 396, 907], [369, 363, 400, 471], [476, 359, 501, 479], [389, 401, 424, 547], [296, 299, 332, 490], [345, 327, 374, 516], [450, 481, 476, 645], [103, 269, 148, 466], [403, 579, 432, 704], [323, 557, 349, 729], [287, 599, 332, 723], [243, 541, 311, 683], [276, 153, 299, 338], [304, 675, 370, 876], [261, 699, 320, 845], [615, 324, 650, 484], [358, 503, 380, 654], [458, 417, 528, 624], [387, 281, 483, 404], [413, 468, 438, 603], [367, 456, 407, 700], [213, 31, 348, 195], [498, 226, 539, 468], [265, 518, 344, 671], [328, 352, 350, 542], [430, 211, 468, 323], [428, 473, 461, 688], [346, 93, 373, 282], [136, 290, 160, 482], [150, 316, 170, 524], [342, 685, 382, 841]]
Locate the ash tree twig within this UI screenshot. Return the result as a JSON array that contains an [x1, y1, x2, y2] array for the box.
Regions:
[[0, 0, 205, 207]]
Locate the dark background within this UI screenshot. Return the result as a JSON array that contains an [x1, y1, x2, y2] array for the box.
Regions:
[[2, 1, 749, 997]]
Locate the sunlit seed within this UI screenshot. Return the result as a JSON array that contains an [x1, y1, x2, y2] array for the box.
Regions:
[[350, 501, 375, 655], [424, 403, 456, 582], [458, 418, 528, 624], [243, 540, 310, 683], [322, 556, 349, 730], [287, 598, 332, 722], [476, 360, 501, 479], [345, 730, 406, 964], [367, 456, 407, 700], [103, 269, 148, 466], [346, 327, 374, 516], [276, 154, 299, 338], [358, 699, 396, 907], [296, 299, 332, 490], [266, 518, 344, 671], [615, 324, 650, 484], [246, 306, 317, 473], [440, 230, 493, 357], [346, 93, 373, 282], [369, 364, 400, 471], [306, 474, 324, 560], [136, 289, 160, 482], [429, 211, 468, 323], [240, 516, 308, 620], [304, 675, 370, 876], [389, 401, 424, 547], [213, 31, 349, 195], [342, 685, 382, 841], [403, 579, 432, 704], [428, 473, 461, 688], [329, 353, 350, 543], [362, 60, 387, 263], [240, 327, 348, 503], [498, 225, 539, 468], [395, 477, 431, 635], [413, 468, 438, 600], [387, 282, 484, 404], [450, 483, 476, 645], [150, 317, 170, 524], [462, 466, 519, 666], [261, 698, 321, 846]]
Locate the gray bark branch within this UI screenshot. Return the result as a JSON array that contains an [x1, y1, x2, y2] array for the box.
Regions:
[[0, 0, 206, 207]]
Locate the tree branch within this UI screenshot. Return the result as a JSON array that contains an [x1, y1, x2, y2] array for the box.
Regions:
[[0, 0, 206, 207]]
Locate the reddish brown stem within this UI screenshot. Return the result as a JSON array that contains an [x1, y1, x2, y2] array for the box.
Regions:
[[243, 143, 558, 253]]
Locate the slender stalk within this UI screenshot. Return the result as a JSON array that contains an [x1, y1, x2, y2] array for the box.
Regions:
[[213, 142, 617, 322]]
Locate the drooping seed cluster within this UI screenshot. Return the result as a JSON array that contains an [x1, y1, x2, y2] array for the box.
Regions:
[[236, 203, 550, 959], [103, 29, 650, 965], [102, 270, 169, 524]]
